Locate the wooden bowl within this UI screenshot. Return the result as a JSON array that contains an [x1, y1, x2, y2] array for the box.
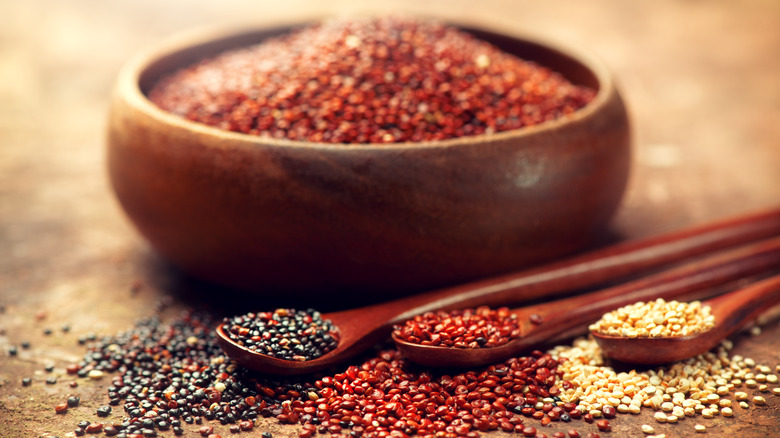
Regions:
[[106, 21, 631, 297]]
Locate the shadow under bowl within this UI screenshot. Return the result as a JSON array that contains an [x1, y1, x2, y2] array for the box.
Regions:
[[106, 20, 631, 298]]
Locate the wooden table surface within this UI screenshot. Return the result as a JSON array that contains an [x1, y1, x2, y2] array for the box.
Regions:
[[2, 1, 779, 437]]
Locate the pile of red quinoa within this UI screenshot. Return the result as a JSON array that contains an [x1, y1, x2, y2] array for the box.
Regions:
[[149, 16, 595, 144]]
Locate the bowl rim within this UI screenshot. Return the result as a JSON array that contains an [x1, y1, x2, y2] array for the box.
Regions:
[[115, 17, 618, 151]]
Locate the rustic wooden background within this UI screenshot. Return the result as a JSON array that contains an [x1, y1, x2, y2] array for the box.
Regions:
[[1, 1, 779, 437]]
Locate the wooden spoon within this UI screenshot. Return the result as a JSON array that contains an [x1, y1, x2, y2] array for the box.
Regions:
[[592, 273, 780, 365], [393, 237, 780, 368], [217, 208, 780, 375]]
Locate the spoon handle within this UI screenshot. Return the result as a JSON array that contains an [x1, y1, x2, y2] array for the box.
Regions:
[[708, 272, 780, 334], [354, 207, 780, 326], [516, 236, 780, 346]]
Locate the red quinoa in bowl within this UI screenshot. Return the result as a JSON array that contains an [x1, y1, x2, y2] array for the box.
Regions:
[[149, 16, 595, 144]]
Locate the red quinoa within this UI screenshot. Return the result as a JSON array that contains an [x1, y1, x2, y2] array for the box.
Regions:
[[149, 16, 595, 144], [393, 306, 521, 348], [277, 348, 565, 436]]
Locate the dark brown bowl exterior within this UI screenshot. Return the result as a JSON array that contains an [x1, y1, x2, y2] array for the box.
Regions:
[[107, 22, 631, 296]]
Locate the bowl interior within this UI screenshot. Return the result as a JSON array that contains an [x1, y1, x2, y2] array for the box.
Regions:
[[137, 22, 603, 134]]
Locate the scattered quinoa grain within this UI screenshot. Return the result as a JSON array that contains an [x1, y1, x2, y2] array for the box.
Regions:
[[694, 424, 707, 433], [753, 396, 766, 406], [85, 423, 103, 433], [548, 334, 780, 429], [96, 405, 112, 417]]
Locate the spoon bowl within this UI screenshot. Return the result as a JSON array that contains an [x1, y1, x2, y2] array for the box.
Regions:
[[592, 273, 780, 364]]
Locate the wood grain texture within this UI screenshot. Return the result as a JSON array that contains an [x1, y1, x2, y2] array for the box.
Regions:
[[1, 1, 779, 437]]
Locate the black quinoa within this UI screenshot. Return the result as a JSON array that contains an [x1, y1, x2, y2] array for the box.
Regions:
[[71, 311, 309, 436], [96, 405, 112, 417], [222, 308, 339, 361]]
